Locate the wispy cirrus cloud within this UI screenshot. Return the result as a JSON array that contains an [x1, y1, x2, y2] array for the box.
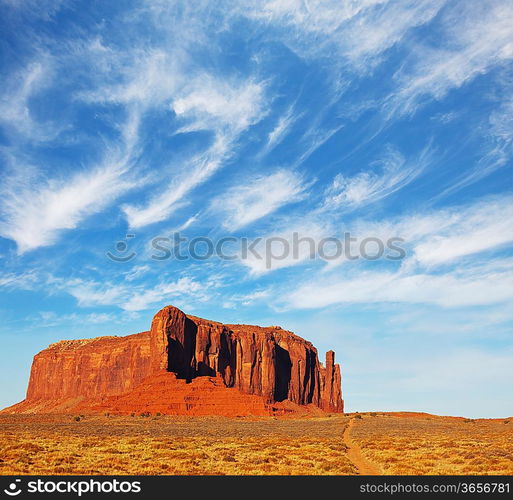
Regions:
[[264, 194, 513, 308], [409, 199, 513, 267], [0, 158, 139, 254], [281, 258, 513, 310], [122, 76, 268, 228], [0, 16, 270, 244], [0, 97, 143, 254], [173, 77, 266, 135], [0, 270, 40, 289], [211, 169, 308, 231], [438, 97, 513, 197], [388, 0, 513, 115], [244, 0, 446, 69], [70, 17, 270, 231], [348, 196, 513, 269], [123, 137, 230, 229], [34, 310, 118, 327], [0, 51, 145, 254], [77, 48, 181, 108], [78, 25, 270, 231], [0, 42, 150, 253], [323, 145, 429, 211], [64, 276, 207, 312], [236, 194, 513, 275], [0, 0, 66, 18], [0, 58, 65, 143], [263, 104, 300, 153]]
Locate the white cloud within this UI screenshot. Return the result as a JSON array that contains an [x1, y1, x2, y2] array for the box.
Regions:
[[122, 76, 268, 228], [0, 270, 40, 289], [412, 200, 513, 266], [438, 98, 513, 197], [1, 0, 66, 19], [336, 0, 445, 66], [247, 0, 378, 29], [0, 149, 138, 253], [68, 32, 270, 231], [244, 0, 446, 69], [35, 310, 117, 327], [232, 194, 513, 294], [264, 104, 298, 152], [323, 146, 428, 210], [63, 276, 206, 312], [238, 290, 271, 306], [283, 260, 513, 310], [79, 49, 182, 108], [173, 76, 266, 134], [389, 0, 513, 115], [122, 278, 204, 312], [63, 279, 126, 308], [123, 136, 229, 228], [123, 265, 151, 282], [0, 162, 134, 254], [0, 44, 153, 252], [260, 195, 513, 309], [70, 12, 269, 232], [0, 62, 44, 132], [73, 22, 270, 230], [489, 98, 513, 144], [211, 169, 308, 231], [338, 197, 513, 270], [0, 59, 64, 142]]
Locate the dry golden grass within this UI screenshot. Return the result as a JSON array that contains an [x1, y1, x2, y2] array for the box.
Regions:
[[1, 413, 511, 475], [350, 413, 513, 475], [0, 414, 355, 475]]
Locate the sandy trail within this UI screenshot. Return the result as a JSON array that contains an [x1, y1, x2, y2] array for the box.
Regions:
[[343, 417, 381, 475]]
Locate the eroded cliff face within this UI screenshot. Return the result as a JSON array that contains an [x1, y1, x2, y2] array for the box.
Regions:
[[8, 305, 343, 415], [149, 306, 343, 411], [26, 332, 151, 401]]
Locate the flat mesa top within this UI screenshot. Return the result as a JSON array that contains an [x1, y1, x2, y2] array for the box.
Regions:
[[45, 331, 149, 352], [42, 306, 319, 353]]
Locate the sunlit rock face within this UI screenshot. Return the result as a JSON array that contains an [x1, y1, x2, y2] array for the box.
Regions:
[[7, 305, 343, 416]]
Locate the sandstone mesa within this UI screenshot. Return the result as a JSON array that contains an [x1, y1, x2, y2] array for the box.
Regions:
[[4, 305, 343, 416]]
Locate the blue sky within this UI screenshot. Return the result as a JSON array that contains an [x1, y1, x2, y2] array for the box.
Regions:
[[1, 0, 512, 418]]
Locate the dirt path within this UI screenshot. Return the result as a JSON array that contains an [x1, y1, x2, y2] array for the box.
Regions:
[[344, 417, 381, 475]]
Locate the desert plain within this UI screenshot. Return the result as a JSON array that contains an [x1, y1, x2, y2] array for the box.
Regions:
[[0, 412, 511, 476]]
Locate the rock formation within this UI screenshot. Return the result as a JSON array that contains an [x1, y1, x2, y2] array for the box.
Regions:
[[5, 305, 343, 416]]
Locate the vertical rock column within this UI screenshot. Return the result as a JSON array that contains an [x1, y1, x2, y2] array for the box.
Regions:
[[260, 336, 277, 403], [321, 350, 344, 412], [150, 306, 189, 374]]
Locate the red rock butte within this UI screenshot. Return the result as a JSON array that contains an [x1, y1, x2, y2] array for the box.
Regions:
[[4, 306, 343, 417]]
